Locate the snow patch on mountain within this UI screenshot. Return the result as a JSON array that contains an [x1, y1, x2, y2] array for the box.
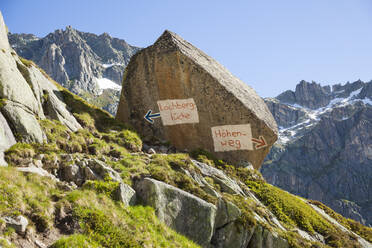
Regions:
[[95, 77, 121, 95], [277, 86, 370, 144], [102, 63, 124, 68]]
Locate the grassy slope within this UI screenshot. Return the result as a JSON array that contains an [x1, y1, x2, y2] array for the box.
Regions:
[[1, 58, 371, 248]]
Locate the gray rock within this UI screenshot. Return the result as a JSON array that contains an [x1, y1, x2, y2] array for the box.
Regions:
[[276, 80, 331, 109], [134, 177, 216, 247], [192, 160, 245, 196], [87, 158, 122, 182], [0, 36, 43, 118], [2, 101, 45, 143], [113, 182, 136, 206], [211, 222, 255, 248], [247, 225, 288, 248], [0, 112, 16, 166], [147, 148, 156, 154], [2, 215, 28, 234], [215, 198, 241, 228], [17, 166, 57, 180], [82, 166, 98, 180], [61, 163, 80, 182], [43, 90, 82, 132], [116, 30, 278, 169], [265, 98, 307, 128]]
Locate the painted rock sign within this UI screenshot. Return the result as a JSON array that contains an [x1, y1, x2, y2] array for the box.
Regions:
[[211, 124, 253, 152], [116, 30, 278, 169], [157, 98, 199, 126]]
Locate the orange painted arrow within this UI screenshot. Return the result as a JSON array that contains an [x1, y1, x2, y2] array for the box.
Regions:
[[251, 136, 267, 149]]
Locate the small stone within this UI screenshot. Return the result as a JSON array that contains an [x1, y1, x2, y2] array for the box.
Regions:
[[34, 159, 43, 168], [2, 215, 28, 234], [147, 148, 156, 154], [113, 183, 136, 206], [61, 164, 80, 182], [34, 239, 46, 248]]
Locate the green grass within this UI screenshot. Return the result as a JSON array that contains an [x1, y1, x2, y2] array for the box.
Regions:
[[0, 167, 59, 233], [245, 180, 360, 247], [19, 57, 33, 68], [0, 166, 199, 248], [309, 200, 372, 243], [51, 234, 100, 248], [54, 190, 200, 248], [82, 179, 120, 199]]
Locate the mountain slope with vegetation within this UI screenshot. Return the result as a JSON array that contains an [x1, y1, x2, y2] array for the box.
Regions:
[[0, 11, 371, 248]]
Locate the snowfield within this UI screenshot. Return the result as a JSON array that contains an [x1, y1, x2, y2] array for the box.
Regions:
[[95, 77, 121, 95]]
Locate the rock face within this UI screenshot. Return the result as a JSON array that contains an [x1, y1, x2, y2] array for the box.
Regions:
[[0, 113, 16, 165], [0, 11, 81, 154], [262, 80, 372, 226], [276, 80, 332, 109], [9, 27, 140, 115], [116, 30, 278, 169]]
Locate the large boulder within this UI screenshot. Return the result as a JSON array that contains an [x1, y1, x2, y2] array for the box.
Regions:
[[134, 177, 216, 247], [116, 30, 277, 169]]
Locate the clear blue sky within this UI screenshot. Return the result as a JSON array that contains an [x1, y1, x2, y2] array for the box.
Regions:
[[1, 0, 372, 97]]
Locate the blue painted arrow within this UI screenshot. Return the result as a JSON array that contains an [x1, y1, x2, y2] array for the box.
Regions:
[[144, 110, 161, 124]]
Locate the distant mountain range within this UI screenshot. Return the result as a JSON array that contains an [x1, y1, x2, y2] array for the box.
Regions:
[[8, 27, 140, 115], [262, 80, 372, 226]]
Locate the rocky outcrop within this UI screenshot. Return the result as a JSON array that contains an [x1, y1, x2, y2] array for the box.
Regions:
[[0, 112, 16, 166], [2, 215, 28, 234], [134, 177, 217, 247], [116, 30, 278, 169], [0, 11, 81, 150], [264, 98, 307, 128], [262, 80, 372, 226], [276, 80, 332, 109]]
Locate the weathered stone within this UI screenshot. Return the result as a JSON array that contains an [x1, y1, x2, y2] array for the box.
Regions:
[[43, 90, 82, 132], [17, 166, 57, 180], [0, 112, 16, 166], [211, 222, 254, 248], [2, 215, 28, 234], [116, 30, 277, 169], [134, 177, 216, 247], [2, 101, 45, 143], [147, 148, 156, 154], [215, 198, 241, 228], [87, 158, 122, 182], [192, 160, 245, 196], [113, 182, 136, 206], [61, 164, 80, 182], [0, 25, 43, 119], [247, 225, 288, 248], [82, 166, 98, 180]]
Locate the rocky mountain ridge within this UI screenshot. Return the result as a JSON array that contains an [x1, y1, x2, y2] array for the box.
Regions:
[[262, 80, 372, 227], [8, 27, 140, 115]]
